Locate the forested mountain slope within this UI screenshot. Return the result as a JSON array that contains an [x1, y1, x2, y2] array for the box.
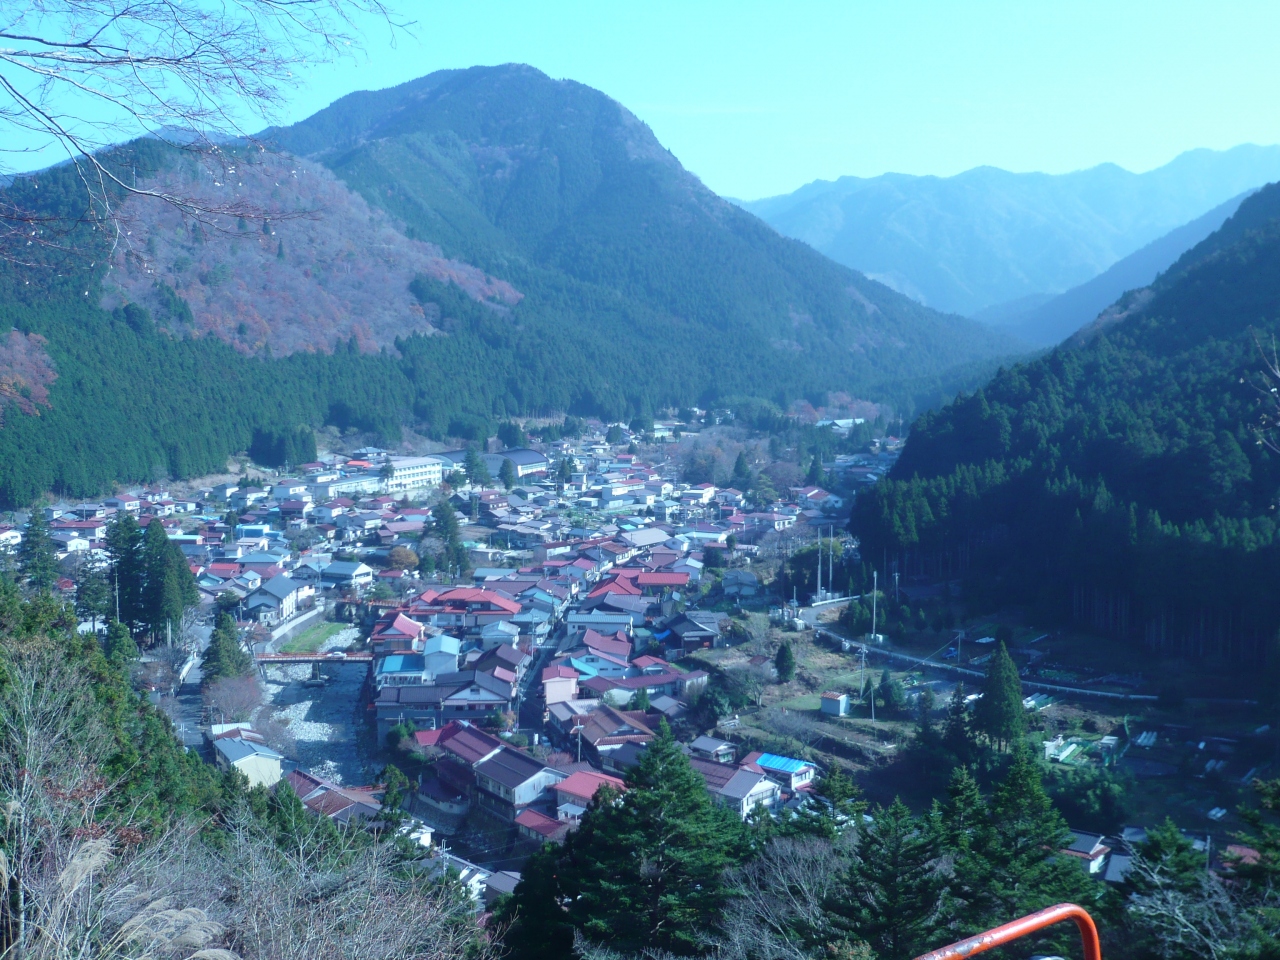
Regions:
[[853, 182, 1280, 664], [744, 145, 1280, 315], [262, 65, 1015, 401], [987, 191, 1251, 346], [0, 66, 1017, 507]]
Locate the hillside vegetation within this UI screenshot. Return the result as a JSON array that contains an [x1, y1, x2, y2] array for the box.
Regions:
[[853, 182, 1280, 663], [0, 65, 1019, 507]]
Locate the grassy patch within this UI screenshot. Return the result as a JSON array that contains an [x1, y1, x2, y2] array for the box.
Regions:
[[280, 621, 345, 654]]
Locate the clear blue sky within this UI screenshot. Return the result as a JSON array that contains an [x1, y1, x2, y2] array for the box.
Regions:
[[24, 1, 1280, 200]]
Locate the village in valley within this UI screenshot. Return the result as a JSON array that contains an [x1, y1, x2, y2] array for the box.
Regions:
[[5, 409, 1268, 910]]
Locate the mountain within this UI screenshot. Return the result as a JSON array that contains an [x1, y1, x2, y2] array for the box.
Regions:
[[980, 191, 1252, 345], [742, 145, 1280, 316], [0, 65, 1018, 507], [852, 182, 1280, 666]]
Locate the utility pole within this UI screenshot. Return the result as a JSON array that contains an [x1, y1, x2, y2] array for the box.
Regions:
[[830, 526, 836, 599], [871, 570, 877, 642], [816, 529, 823, 604]]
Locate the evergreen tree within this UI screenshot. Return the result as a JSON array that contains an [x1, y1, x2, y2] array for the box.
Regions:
[[18, 509, 58, 592], [74, 562, 112, 631], [497, 845, 576, 960], [915, 687, 937, 745], [202, 611, 252, 682], [631, 685, 650, 711], [828, 798, 946, 960], [506, 722, 747, 957], [140, 518, 197, 641], [103, 618, 139, 663], [974, 641, 1025, 750], [499, 458, 517, 490], [942, 683, 976, 765], [105, 512, 145, 630], [985, 752, 1092, 923], [936, 766, 998, 933], [732, 451, 752, 488], [775, 641, 796, 682], [463, 447, 491, 485], [805, 455, 824, 487], [878, 667, 907, 712]]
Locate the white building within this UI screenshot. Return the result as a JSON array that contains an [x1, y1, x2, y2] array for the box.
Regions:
[[385, 456, 447, 493]]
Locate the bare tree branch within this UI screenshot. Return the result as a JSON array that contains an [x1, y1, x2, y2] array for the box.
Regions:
[[0, 0, 408, 260]]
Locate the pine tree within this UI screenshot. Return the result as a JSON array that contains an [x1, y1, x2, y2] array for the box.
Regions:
[[202, 611, 252, 682], [105, 512, 145, 630], [775, 641, 796, 682], [505, 721, 747, 956], [974, 641, 1025, 750], [496, 845, 576, 960], [18, 510, 58, 592], [74, 562, 112, 631], [463, 447, 491, 485], [942, 683, 975, 765], [936, 766, 997, 933], [141, 518, 196, 641], [828, 798, 946, 960], [732, 451, 752, 488], [499, 458, 517, 490], [986, 751, 1091, 923], [103, 619, 140, 663], [631, 685, 650, 711]]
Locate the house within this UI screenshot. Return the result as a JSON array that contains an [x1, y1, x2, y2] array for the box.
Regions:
[[745, 752, 817, 791], [721, 569, 761, 598], [104, 494, 141, 512], [321, 560, 374, 590], [422, 634, 462, 677], [1063, 830, 1112, 875], [542, 664, 579, 706], [820, 691, 849, 717], [689, 735, 736, 764], [281, 769, 382, 824], [244, 574, 311, 624], [566, 610, 635, 640], [716, 770, 781, 819], [369, 612, 428, 654], [658, 611, 727, 655], [516, 808, 572, 845], [374, 654, 429, 689], [213, 736, 283, 787], [473, 746, 566, 821], [554, 770, 625, 823]]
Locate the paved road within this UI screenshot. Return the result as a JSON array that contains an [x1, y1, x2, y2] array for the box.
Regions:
[[169, 624, 212, 754]]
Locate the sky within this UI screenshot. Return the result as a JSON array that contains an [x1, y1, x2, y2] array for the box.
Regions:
[[13, 1, 1280, 200]]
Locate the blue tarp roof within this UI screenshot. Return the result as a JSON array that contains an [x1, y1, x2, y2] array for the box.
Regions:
[[756, 753, 811, 774], [377, 654, 425, 674]]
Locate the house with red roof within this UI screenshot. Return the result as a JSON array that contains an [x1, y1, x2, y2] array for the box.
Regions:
[[554, 770, 625, 822]]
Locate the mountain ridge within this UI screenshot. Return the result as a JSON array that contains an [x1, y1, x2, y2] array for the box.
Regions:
[[742, 144, 1280, 315]]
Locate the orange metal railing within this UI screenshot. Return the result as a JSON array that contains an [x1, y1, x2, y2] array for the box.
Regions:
[[914, 903, 1101, 960]]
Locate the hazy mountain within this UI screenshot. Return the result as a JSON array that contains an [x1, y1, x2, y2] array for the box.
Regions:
[[979, 191, 1252, 345], [742, 145, 1280, 315]]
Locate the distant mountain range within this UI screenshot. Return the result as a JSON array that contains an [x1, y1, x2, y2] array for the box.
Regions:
[[0, 64, 1019, 506], [741, 146, 1280, 317], [974, 191, 1252, 345]]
